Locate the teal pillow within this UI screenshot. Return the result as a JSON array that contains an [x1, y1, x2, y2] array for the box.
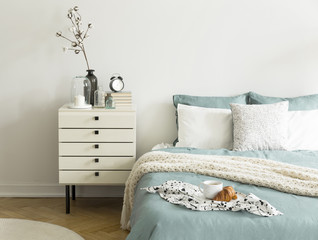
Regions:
[[173, 93, 249, 109], [249, 92, 318, 110], [173, 93, 249, 145]]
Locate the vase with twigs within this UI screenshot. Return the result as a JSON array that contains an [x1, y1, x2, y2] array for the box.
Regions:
[[56, 6, 97, 105]]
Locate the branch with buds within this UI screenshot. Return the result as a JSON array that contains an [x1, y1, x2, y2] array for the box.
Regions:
[[56, 6, 93, 70]]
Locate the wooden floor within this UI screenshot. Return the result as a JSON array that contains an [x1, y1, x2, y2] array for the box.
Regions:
[[0, 197, 129, 240]]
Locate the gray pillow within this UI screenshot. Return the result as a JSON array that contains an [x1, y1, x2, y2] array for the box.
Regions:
[[230, 101, 289, 151]]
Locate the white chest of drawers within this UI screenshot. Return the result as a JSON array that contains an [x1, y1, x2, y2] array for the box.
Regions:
[[58, 105, 136, 213]]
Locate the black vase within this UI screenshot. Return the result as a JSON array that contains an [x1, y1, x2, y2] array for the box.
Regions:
[[86, 69, 98, 106]]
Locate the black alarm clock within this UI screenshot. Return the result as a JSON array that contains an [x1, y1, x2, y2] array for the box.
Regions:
[[109, 74, 124, 92]]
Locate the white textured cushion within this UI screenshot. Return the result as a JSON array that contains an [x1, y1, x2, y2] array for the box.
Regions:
[[230, 101, 289, 151], [176, 104, 232, 149], [288, 110, 318, 150]]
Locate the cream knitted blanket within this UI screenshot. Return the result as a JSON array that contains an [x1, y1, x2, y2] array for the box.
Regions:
[[120, 151, 318, 230]]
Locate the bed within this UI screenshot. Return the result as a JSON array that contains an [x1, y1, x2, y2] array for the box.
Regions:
[[121, 92, 318, 240]]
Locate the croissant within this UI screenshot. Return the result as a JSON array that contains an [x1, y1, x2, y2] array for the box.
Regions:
[[213, 186, 237, 202]]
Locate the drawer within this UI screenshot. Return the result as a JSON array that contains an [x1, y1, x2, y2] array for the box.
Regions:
[[59, 129, 135, 142], [59, 171, 130, 185], [59, 143, 135, 156], [59, 111, 135, 128], [59, 157, 135, 170]]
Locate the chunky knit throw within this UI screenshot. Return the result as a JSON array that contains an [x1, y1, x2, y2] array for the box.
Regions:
[[120, 151, 318, 230]]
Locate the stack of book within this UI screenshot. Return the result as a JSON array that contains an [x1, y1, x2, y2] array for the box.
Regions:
[[109, 91, 133, 109]]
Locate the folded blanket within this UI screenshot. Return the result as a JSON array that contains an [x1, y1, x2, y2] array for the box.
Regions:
[[121, 151, 318, 230], [142, 180, 283, 216]]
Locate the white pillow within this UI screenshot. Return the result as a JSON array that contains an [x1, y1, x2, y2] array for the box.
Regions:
[[230, 101, 289, 151], [288, 110, 318, 151], [176, 104, 233, 149]]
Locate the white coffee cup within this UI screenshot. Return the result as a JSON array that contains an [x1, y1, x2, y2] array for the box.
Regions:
[[199, 180, 223, 199]]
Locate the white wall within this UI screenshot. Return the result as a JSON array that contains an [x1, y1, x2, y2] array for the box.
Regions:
[[1, 0, 318, 196]]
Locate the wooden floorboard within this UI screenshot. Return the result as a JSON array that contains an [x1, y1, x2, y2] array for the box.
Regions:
[[0, 197, 129, 240]]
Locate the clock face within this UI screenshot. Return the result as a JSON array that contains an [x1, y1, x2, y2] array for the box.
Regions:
[[111, 79, 124, 92]]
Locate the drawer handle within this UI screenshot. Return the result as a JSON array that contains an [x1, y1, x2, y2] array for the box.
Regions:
[[94, 116, 99, 121], [94, 130, 99, 135], [94, 144, 99, 149], [95, 172, 99, 177], [94, 158, 99, 163]]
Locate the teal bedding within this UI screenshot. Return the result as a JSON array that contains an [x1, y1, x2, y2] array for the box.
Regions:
[[126, 148, 318, 240]]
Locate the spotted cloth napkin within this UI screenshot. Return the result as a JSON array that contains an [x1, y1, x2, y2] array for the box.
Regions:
[[142, 180, 283, 217]]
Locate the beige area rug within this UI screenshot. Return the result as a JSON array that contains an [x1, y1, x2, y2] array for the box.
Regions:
[[0, 218, 84, 240]]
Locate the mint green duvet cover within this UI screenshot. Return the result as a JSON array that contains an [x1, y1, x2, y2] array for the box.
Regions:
[[126, 148, 318, 240]]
